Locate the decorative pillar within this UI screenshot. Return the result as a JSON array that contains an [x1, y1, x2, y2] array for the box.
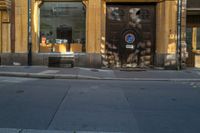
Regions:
[[86, 0, 103, 53], [0, 0, 11, 53], [2, 12, 11, 53], [156, 0, 178, 67], [14, 0, 28, 53], [31, 0, 43, 53]]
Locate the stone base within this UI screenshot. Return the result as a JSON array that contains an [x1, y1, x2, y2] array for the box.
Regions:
[[0, 53, 102, 68], [0, 53, 187, 69], [154, 53, 177, 69], [0, 53, 28, 66], [32, 53, 102, 68]]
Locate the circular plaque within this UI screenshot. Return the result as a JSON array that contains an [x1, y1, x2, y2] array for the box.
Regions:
[[125, 33, 136, 44]]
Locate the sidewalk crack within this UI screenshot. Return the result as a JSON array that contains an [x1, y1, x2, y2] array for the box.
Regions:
[[46, 85, 71, 129]]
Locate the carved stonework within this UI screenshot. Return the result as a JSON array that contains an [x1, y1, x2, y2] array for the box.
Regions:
[[35, 0, 43, 7], [0, 0, 11, 10], [82, 0, 88, 7]]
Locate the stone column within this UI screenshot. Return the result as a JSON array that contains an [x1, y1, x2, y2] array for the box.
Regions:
[[86, 0, 103, 53], [156, 0, 178, 68], [1, 11, 11, 53], [14, 0, 28, 53], [31, 0, 42, 53]]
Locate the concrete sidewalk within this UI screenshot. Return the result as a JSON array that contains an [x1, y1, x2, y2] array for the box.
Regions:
[[0, 66, 200, 81]]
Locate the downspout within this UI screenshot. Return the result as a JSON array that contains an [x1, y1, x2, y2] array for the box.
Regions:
[[177, 0, 182, 70], [28, 0, 32, 66], [11, 0, 15, 53]]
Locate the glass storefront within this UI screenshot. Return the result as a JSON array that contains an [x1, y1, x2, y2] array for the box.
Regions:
[[197, 28, 200, 50], [40, 2, 86, 53], [186, 28, 192, 50], [186, 27, 200, 50]]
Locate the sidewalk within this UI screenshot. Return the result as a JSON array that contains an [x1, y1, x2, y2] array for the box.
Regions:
[[0, 66, 200, 81]]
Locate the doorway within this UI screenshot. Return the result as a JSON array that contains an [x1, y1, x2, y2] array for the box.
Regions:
[[106, 4, 156, 68]]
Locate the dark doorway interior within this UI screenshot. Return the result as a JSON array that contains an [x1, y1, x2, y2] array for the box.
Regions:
[[106, 4, 156, 68], [57, 26, 72, 44]]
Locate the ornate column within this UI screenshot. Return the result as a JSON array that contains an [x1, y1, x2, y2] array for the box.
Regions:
[[31, 0, 43, 53], [86, 0, 104, 53], [0, 0, 11, 53], [14, 0, 28, 53], [156, 0, 178, 67], [156, 0, 187, 68]]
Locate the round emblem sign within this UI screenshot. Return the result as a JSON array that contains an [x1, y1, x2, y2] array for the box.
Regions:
[[125, 33, 136, 44]]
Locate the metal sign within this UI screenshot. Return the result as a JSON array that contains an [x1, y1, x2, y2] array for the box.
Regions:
[[125, 33, 135, 44]]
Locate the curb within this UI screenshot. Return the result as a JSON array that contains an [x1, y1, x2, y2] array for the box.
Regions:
[[0, 128, 122, 133], [0, 72, 200, 82]]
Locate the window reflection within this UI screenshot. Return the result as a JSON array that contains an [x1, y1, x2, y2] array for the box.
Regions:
[[197, 28, 200, 50], [186, 28, 192, 49], [40, 2, 86, 53], [186, 27, 200, 50]]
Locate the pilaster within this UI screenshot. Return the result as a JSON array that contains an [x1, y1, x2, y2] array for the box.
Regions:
[[0, 0, 11, 53], [31, 0, 42, 53], [14, 0, 28, 53], [86, 0, 104, 53], [156, 0, 178, 67]]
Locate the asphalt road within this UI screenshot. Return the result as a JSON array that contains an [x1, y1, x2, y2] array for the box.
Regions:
[[0, 76, 200, 133]]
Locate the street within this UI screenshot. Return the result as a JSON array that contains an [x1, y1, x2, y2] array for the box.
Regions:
[[0, 76, 200, 133]]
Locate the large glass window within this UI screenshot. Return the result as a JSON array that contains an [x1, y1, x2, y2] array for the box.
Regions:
[[186, 28, 192, 50], [186, 27, 200, 51], [197, 28, 200, 50], [40, 2, 86, 53]]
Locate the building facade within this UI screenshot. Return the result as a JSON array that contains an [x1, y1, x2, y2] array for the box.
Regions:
[[0, 0, 191, 69], [186, 0, 200, 68]]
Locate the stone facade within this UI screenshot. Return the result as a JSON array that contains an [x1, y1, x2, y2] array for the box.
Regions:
[[0, 0, 188, 69], [186, 0, 200, 68]]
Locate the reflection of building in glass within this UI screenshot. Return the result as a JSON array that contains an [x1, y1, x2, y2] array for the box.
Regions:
[[40, 2, 86, 53], [186, 0, 200, 67]]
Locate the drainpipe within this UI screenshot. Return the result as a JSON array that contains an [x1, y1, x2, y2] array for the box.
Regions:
[[177, 0, 182, 70], [11, 0, 15, 53], [28, 0, 32, 66]]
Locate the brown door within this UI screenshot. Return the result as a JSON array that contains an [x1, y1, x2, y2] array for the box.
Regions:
[[106, 4, 156, 68]]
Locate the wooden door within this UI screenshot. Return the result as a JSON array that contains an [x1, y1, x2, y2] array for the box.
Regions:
[[106, 4, 156, 68]]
